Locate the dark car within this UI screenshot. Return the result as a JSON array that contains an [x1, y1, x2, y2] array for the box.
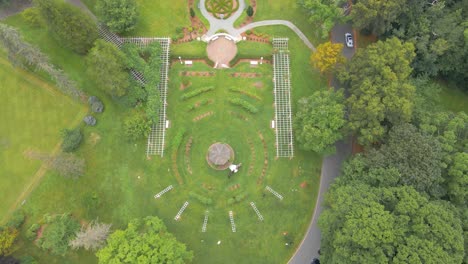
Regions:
[[311, 258, 320, 264]]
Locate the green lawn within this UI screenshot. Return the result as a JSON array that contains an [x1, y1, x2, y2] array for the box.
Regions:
[[3, 3, 325, 264], [0, 54, 86, 222]]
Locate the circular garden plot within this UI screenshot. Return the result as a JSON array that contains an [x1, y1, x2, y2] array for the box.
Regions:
[[153, 61, 319, 263], [205, 0, 239, 19]]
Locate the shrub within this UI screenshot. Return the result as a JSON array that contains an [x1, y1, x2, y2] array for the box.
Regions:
[[190, 8, 195, 17], [187, 99, 209, 112], [19, 256, 38, 264], [61, 128, 82, 152], [172, 128, 186, 151], [22, 7, 43, 27], [0, 227, 18, 256], [35, 0, 98, 54], [227, 192, 248, 205], [123, 112, 152, 141], [229, 87, 261, 100], [36, 213, 80, 256], [96, 0, 138, 33], [189, 192, 213, 205], [228, 98, 258, 113], [7, 210, 25, 228], [181, 86, 214, 100], [26, 224, 41, 241], [246, 5, 254, 17]]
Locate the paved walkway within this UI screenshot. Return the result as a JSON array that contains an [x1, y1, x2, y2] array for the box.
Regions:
[[199, 0, 315, 50], [0, 0, 31, 20]]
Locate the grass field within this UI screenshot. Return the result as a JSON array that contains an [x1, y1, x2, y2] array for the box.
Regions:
[[0, 54, 86, 222]]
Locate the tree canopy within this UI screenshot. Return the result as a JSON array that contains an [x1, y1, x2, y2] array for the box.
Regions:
[[293, 90, 346, 154], [310, 41, 345, 75], [299, 0, 348, 38], [96, 216, 193, 263], [86, 40, 130, 97], [341, 37, 415, 145], [319, 184, 464, 264], [34, 0, 98, 54], [96, 0, 138, 33], [351, 0, 407, 35]]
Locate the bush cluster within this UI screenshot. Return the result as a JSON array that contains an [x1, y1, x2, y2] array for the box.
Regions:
[[227, 192, 248, 205], [171, 128, 187, 151], [187, 99, 210, 112], [229, 87, 261, 100], [61, 128, 83, 152], [181, 86, 214, 100], [228, 98, 258, 113], [189, 192, 213, 205]]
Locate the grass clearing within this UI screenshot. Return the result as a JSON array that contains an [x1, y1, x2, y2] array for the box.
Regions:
[[0, 54, 86, 222]]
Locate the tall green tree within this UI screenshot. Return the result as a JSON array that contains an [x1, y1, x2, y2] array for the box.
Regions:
[[96, 0, 138, 33], [447, 152, 468, 206], [341, 38, 415, 144], [319, 184, 464, 263], [86, 40, 129, 97], [293, 90, 346, 154], [96, 216, 193, 263], [37, 214, 80, 256], [351, 0, 407, 35], [34, 0, 98, 54], [299, 0, 347, 38]]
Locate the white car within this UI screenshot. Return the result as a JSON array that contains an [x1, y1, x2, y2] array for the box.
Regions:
[[345, 33, 353, 48]]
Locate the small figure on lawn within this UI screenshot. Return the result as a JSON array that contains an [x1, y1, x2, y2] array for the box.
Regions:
[[228, 163, 242, 178]]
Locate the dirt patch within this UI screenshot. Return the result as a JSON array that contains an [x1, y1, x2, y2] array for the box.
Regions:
[[88, 132, 101, 146], [193, 111, 214, 122], [253, 81, 264, 89], [180, 71, 215, 77], [180, 82, 192, 90], [230, 72, 262, 78]]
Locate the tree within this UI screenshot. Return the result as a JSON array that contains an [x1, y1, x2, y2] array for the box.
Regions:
[[319, 184, 464, 263], [96, 0, 138, 33], [341, 38, 415, 144], [70, 220, 112, 251], [299, 0, 348, 38], [0, 24, 85, 100], [96, 216, 193, 263], [0, 228, 18, 256], [246, 5, 254, 17], [341, 124, 445, 197], [447, 152, 468, 206], [49, 153, 86, 179], [293, 90, 346, 154], [34, 0, 98, 54], [310, 41, 345, 75], [190, 8, 195, 18], [86, 40, 129, 97], [351, 0, 407, 35], [61, 128, 83, 152], [37, 213, 80, 256], [123, 111, 151, 141]]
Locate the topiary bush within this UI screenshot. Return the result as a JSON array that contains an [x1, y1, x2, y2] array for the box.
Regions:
[[190, 8, 196, 18], [228, 98, 258, 113], [246, 5, 254, 17], [227, 192, 248, 205], [181, 86, 214, 100], [189, 192, 213, 205], [61, 128, 83, 152], [123, 111, 152, 141], [172, 128, 187, 151]]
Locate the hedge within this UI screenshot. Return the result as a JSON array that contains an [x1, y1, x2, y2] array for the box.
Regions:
[[228, 98, 258, 113], [181, 86, 214, 100]]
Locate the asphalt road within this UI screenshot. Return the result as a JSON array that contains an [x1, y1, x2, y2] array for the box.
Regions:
[[288, 23, 355, 264]]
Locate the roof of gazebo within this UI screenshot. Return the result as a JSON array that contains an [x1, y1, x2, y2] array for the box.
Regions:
[[208, 143, 231, 165]]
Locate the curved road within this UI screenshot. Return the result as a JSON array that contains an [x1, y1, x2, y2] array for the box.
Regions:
[[288, 23, 356, 264]]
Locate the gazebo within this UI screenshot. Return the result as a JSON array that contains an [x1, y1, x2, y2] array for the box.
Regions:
[[206, 143, 234, 170]]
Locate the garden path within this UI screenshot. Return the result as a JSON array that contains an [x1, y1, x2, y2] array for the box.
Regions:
[[199, 0, 315, 50]]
